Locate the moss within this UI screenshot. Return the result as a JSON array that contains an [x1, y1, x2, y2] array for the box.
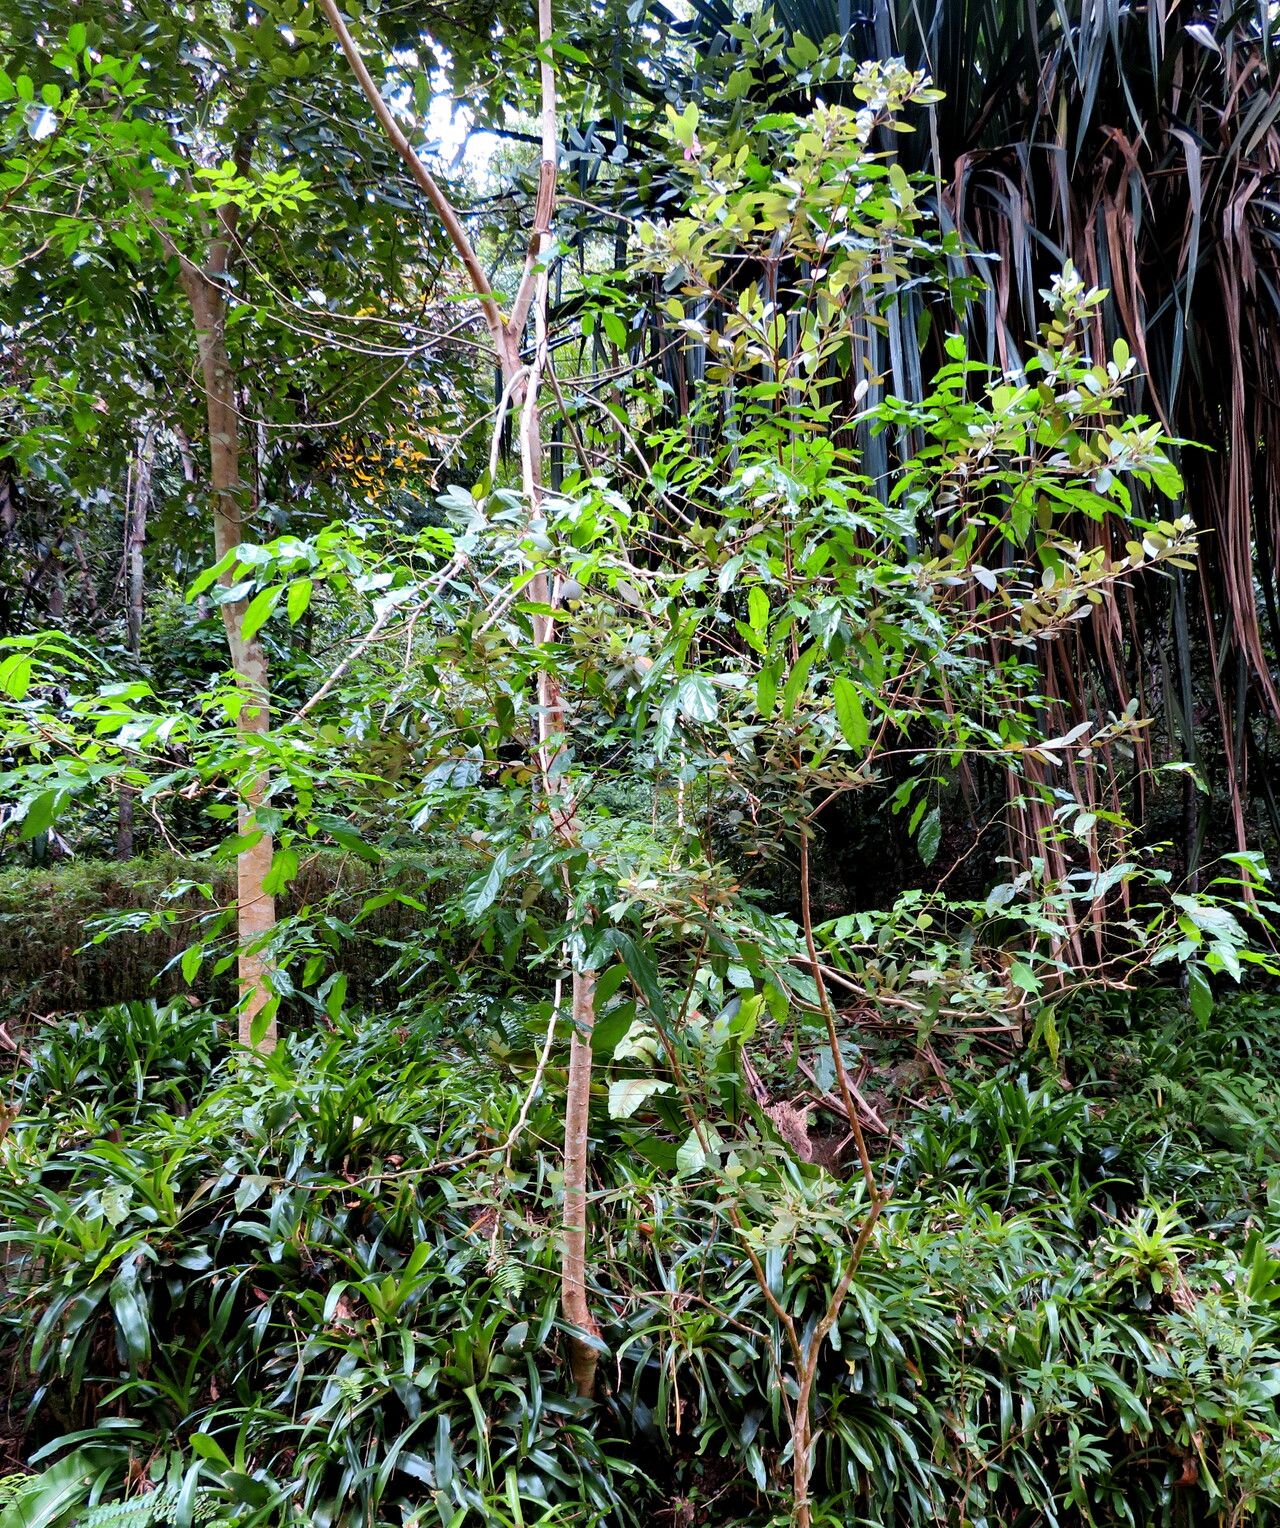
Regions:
[[0, 850, 468, 1020]]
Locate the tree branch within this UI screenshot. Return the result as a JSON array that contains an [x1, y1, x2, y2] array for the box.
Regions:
[[316, 0, 507, 358]]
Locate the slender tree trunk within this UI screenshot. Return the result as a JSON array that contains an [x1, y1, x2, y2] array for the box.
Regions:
[[141, 152, 277, 1048], [45, 550, 65, 621], [513, 0, 600, 1397], [0, 471, 17, 637], [320, 0, 599, 1391], [117, 423, 155, 860], [125, 426, 153, 658], [179, 267, 277, 1051]]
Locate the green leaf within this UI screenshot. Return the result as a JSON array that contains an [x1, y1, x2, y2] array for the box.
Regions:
[[20, 790, 58, 840], [677, 674, 717, 722], [461, 848, 510, 919], [0, 1449, 105, 1528], [186, 550, 237, 600], [286, 578, 313, 624], [234, 1174, 271, 1212], [607, 1077, 673, 1119], [240, 585, 281, 643], [324, 972, 347, 1021], [174, 1460, 204, 1528], [314, 813, 379, 863], [676, 1129, 707, 1175], [598, 930, 667, 1018], [780, 646, 816, 718], [1009, 961, 1040, 995], [262, 845, 300, 895], [833, 676, 868, 749], [109, 1259, 151, 1364], [1030, 1004, 1059, 1066], [748, 587, 769, 634], [249, 997, 279, 1049], [189, 1433, 232, 1469], [756, 662, 779, 717], [0, 652, 32, 699], [1188, 965, 1213, 1025], [917, 805, 942, 866]]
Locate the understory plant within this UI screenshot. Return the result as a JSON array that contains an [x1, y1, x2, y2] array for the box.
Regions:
[[5, 998, 1280, 1525]]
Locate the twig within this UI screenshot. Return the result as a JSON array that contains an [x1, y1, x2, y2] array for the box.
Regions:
[[502, 976, 562, 1172]]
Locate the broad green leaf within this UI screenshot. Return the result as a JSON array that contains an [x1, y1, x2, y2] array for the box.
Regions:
[[286, 577, 313, 624], [613, 1019, 660, 1063], [676, 1129, 707, 1175], [240, 585, 281, 643], [1009, 961, 1040, 995], [608, 1077, 673, 1119], [917, 805, 942, 866], [0, 1448, 106, 1528], [0, 652, 32, 699], [189, 1433, 232, 1469], [249, 996, 279, 1049], [20, 790, 58, 839], [461, 848, 510, 919], [833, 676, 868, 748], [324, 973, 347, 1020], [748, 586, 769, 633], [109, 1260, 151, 1363], [262, 845, 300, 895], [234, 1174, 271, 1212], [677, 674, 717, 722], [186, 549, 237, 600], [599, 930, 667, 1018], [1188, 965, 1213, 1025]]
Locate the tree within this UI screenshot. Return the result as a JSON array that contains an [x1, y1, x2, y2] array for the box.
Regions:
[[707, 0, 1280, 870], [317, 0, 605, 1394], [0, 0, 484, 1043]]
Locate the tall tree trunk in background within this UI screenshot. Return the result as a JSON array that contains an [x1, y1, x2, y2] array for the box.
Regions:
[[320, 0, 600, 1394], [148, 157, 278, 1051], [45, 549, 65, 622], [117, 422, 155, 860], [125, 424, 153, 659], [0, 471, 17, 637], [179, 264, 277, 1050]]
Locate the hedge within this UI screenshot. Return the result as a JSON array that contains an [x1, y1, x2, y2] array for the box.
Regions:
[[0, 851, 457, 1021]]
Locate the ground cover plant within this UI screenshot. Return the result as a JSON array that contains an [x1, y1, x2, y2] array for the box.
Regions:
[[6, 995, 1280, 1526]]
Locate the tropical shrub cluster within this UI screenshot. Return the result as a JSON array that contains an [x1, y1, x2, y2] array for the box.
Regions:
[[5, 997, 1280, 1526]]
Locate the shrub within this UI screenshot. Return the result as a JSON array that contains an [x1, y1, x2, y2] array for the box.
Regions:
[[6, 1001, 1280, 1525]]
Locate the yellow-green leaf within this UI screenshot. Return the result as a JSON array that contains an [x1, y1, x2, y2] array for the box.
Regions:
[[833, 676, 868, 748]]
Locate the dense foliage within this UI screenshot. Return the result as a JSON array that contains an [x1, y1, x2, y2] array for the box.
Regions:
[[3, 2, 1280, 1525], [6, 996, 1280, 1525]]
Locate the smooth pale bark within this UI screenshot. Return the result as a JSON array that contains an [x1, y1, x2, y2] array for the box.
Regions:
[[141, 151, 278, 1049], [319, 0, 600, 1392], [178, 259, 277, 1051], [117, 423, 155, 860]]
